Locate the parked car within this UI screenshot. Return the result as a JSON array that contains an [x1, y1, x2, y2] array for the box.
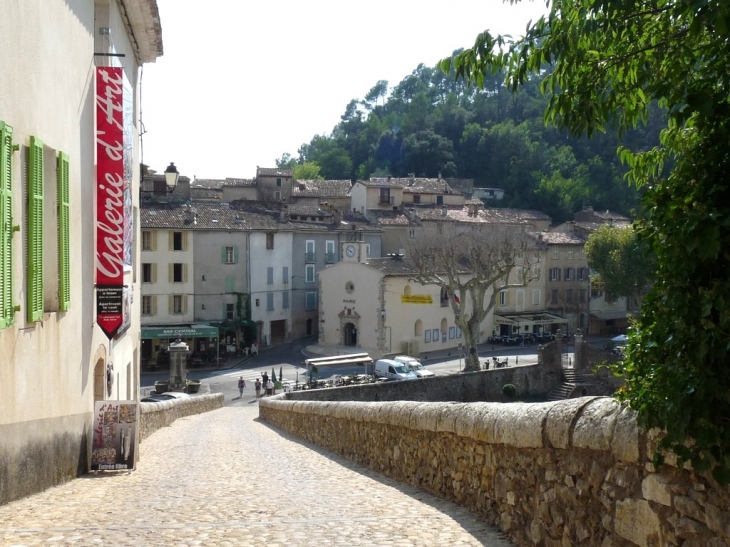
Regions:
[[140, 393, 177, 403], [392, 355, 436, 378], [161, 392, 191, 399], [374, 359, 417, 381]]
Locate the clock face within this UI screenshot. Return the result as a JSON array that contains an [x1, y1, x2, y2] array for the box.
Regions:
[[346, 245, 355, 257]]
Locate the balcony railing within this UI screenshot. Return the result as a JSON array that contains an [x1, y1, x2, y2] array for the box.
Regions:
[[305, 252, 315, 263], [325, 252, 336, 264]]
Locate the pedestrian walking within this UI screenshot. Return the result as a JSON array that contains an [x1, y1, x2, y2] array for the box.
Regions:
[[266, 379, 274, 397], [254, 378, 261, 399], [262, 371, 269, 386], [237, 376, 246, 397]]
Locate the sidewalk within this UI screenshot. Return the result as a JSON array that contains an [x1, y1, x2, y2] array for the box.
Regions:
[[0, 403, 514, 546]]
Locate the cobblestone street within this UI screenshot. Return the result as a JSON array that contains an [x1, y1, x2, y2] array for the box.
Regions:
[[0, 403, 513, 546]]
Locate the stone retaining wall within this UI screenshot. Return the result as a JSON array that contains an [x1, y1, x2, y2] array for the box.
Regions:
[[139, 393, 224, 441], [286, 361, 561, 403], [259, 396, 730, 547]]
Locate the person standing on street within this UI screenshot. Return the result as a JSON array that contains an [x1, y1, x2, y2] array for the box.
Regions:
[[237, 376, 246, 397], [266, 378, 274, 397], [254, 378, 261, 399]]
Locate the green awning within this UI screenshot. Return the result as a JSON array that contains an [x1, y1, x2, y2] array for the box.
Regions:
[[141, 325, 218, 339]]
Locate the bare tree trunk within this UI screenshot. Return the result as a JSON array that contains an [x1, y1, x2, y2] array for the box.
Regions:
[[462, 317, 481, 371]]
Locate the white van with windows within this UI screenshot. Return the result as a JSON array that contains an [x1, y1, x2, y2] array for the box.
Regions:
[[393, 355, 436, 378], [374, 359, 417, 381]]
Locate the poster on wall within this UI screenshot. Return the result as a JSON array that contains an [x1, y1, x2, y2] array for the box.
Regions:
[[95, 66, 126, 339], [91, 401, 138, 471]]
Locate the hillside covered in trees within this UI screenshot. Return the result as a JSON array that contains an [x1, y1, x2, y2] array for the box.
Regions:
[[277, 58, 665, 223]]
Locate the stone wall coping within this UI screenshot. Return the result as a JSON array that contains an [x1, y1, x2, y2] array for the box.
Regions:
[[260, 395, 641, 462], [139, 393, 224, 412]]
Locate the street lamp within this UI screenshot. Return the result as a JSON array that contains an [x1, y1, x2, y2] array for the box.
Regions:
[[164, 162, 180, 192]]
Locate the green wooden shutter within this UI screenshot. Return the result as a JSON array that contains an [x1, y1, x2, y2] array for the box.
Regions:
[[27, 136, 44, 322], [57, 152, 70, 311], [221, 247, 227, 263], [0, 122, 15, 328]]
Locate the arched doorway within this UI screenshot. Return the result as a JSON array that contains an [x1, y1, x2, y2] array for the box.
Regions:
[[93, 359, 106, 401], [344, 322, 357, 346]]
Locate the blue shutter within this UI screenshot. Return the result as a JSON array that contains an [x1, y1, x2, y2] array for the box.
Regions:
[[266, 292, 274, 311], [267, 267, 273, 284], [282, 266, 288, 283], [282, 290, 289, 309]]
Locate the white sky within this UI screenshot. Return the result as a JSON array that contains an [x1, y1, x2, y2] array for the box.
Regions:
[[141, 0, 548, 180]]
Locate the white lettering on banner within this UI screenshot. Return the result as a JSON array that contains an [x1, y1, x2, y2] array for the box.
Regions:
[[96, 69, 124, 130], [96, 132, 124, 161], [95, 173, 126, 279]]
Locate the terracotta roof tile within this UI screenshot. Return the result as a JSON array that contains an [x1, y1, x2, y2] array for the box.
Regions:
[[537, 231, 586, 245], [292, 179, 352, 197], [223, 178, 256, 187], [257, 167, 292, 177], [369, 210, 411, 225]]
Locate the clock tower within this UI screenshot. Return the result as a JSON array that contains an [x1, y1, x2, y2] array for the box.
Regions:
[[342, 242, 365, 263]]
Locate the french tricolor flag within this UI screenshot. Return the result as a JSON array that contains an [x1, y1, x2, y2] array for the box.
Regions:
[[453, 290, 460, 304]]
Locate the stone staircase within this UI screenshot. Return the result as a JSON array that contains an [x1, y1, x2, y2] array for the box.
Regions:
[[547, 367, 587, 401]]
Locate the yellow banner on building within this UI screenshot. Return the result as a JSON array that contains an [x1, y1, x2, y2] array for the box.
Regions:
[[401, 294, 433, 304]]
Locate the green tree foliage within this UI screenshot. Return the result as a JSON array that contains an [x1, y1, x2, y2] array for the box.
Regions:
[[442, 0, 730, 483], [293, 162, 323, 180], [585, 225, 653, 301], [277, 57, 658, 220]]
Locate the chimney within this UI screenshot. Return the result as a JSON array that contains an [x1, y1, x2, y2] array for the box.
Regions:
[[441, 205, 447, 217], [280, 204, 288, 222]]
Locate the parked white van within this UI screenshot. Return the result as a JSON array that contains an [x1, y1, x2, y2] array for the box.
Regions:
[[374, 359, 417, 381], [393, 355, 436, 378]]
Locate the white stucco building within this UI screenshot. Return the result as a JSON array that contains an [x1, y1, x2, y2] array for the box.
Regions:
[[0, 0, 163, 504], [318, 244, 493, 358]]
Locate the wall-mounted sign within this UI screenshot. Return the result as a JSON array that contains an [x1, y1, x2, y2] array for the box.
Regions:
[[401, 294, 433, 304], [95, 67, 125, 339]]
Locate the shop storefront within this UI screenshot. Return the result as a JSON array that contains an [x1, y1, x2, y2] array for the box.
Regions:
[[494, 312, 569, 339], [140, 325, 219, 370]]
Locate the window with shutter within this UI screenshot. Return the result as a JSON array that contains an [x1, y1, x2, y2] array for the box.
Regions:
[[305, 291, 317, 311], [27, 136, 44, 322], [57, 152, 70, 310], [266, 292, 274, 311], [225, 275, 235, 293], [282, 290, 289, 309], [282, 266, 288, 283], [0, 122, 16, 329], [267, 267, 273, 284]]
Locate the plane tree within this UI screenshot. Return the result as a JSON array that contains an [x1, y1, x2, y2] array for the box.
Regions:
[[405, 224, 540, 371], [584, 224, 654, 304]]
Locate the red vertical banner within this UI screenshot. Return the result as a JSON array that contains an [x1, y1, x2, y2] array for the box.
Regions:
[[96, 67, 125, 339]]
